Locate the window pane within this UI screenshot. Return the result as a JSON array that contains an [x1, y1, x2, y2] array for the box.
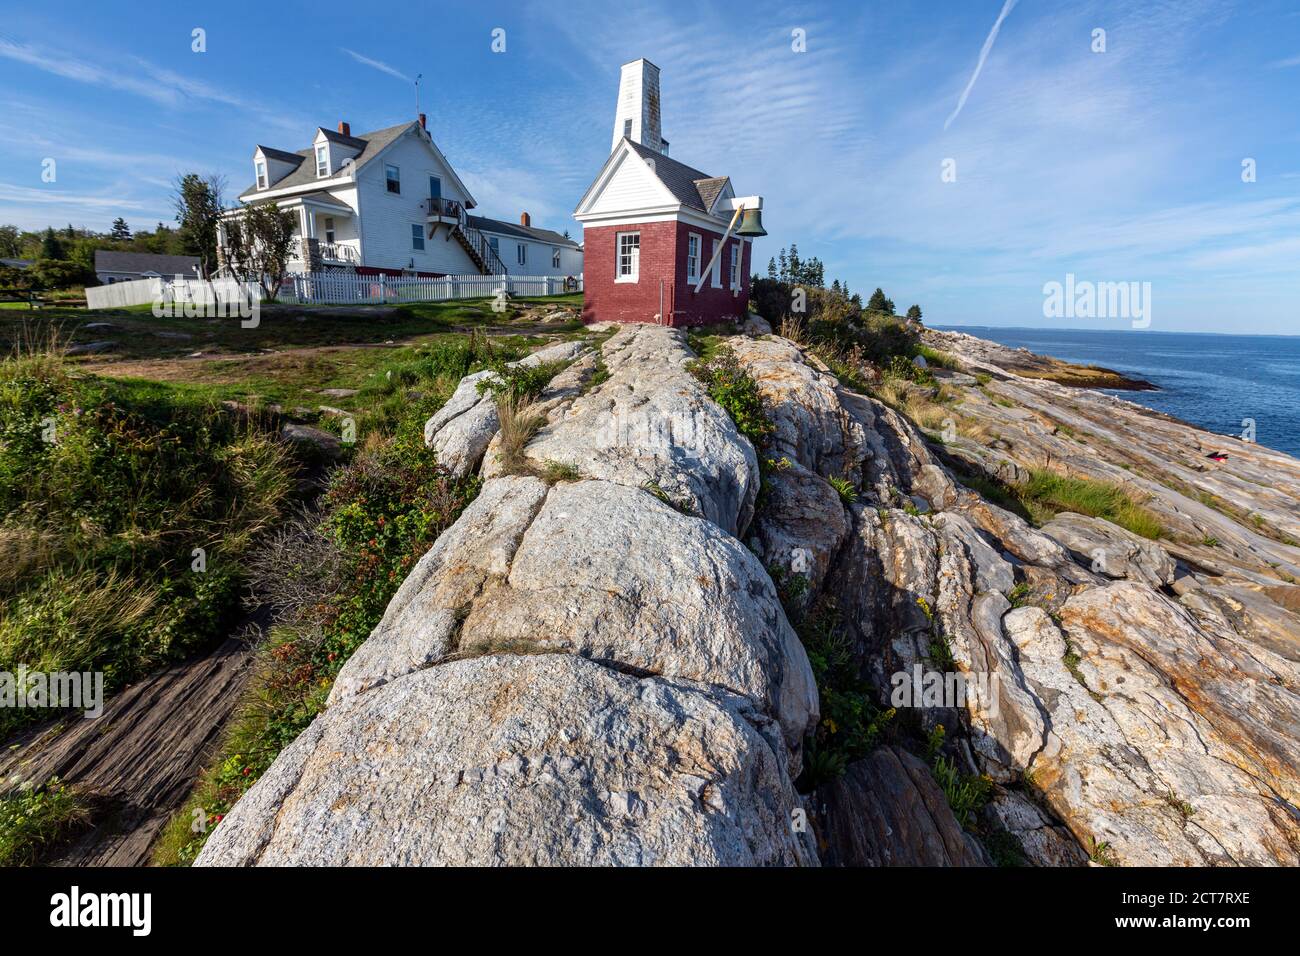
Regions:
[[411, 223, 424, 250], [386, 165, 400, 194]]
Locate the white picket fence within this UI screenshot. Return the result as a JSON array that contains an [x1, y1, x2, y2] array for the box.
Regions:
[[282, 273, 582, 305], [87, 276, 260, 311]]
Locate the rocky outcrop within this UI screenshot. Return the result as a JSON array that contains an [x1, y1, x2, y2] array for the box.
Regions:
[[727, 329, 1299, 867], [812, 746, 988, 866], [200, 320, 1300, 868], [198, 654, 813, 866], [199, 325, 817, 867], [423, 340, 590, 478]]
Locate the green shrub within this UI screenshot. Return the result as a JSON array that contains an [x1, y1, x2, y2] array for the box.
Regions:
[[0, 351, 295, 736], [828, 475, 858, 504], [154, 397, 481, 865], [794, 601, 894, 788], [475, 357, 565, 404], [688, 345, 774, 449], [931, 754, 993, 827], [0, 777, 91, 866]]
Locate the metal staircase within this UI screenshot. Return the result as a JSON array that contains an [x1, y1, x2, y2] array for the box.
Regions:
[[448, 220, 507, 276]]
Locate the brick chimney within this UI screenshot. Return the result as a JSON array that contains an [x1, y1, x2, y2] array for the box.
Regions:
[[338, 120, 351, 136], [418, 113, 427, 130], [520, 211, 531, 227]]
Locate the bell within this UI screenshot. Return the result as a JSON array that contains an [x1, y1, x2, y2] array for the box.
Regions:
[[734, 207, 768, 238]]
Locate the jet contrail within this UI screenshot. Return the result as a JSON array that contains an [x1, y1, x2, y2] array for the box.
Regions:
[[945, 0, 1019, 130]]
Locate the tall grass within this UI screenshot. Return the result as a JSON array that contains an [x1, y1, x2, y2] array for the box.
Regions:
[[1017, 470, 1165, 540], [152, 379, 483, 865], [0, 340, 297, 736], [0, 777, 91, 866]]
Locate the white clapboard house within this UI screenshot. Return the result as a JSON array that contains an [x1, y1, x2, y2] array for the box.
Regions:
[[219, 116, 581, 280]]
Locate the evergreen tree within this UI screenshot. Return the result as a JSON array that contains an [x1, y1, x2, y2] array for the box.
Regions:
[[40, 227, 64, 260], [906, 304, 923, 322], [867, 287, 891, 313], [174, 173, 225, 278], [110, 217, 132, 240], [767, 257, 777, 280]]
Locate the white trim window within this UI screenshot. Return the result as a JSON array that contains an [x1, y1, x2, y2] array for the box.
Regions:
[[411, 223, 425, 251], [315, 145, 329, 177], [616, 231, 640, 282], [729, 243, 740, 290], [710, 240, 722, 288], [489, 236, 500, 256], [686, 233, 701, 282], [517, 243, 527, 266], [324, 217, 335, 244], [386, 164, 401, 194], [255, 159, 268, 190], [552, 247, 561, 269]]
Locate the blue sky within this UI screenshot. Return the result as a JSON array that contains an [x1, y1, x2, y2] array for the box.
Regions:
[[1, 0, 1297, 333]]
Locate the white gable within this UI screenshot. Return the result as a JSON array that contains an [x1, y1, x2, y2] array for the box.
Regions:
[[575, 142, 675, 218], [709, 180, 735, 215]]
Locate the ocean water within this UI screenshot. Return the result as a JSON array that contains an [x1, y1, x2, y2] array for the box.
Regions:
[[937, 327, 1300, 459]]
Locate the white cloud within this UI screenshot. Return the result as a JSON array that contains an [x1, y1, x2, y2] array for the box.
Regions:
[[945, 0, 1019, 130], [0, 36, 181, 107], [340, 48, 410, 82], [0, 34, 304, 133]]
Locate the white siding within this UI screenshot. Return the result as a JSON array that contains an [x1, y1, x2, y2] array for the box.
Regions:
[[586, 151, 671, 214], [478, 229, 583, 277], [355, 127, 479, 274]]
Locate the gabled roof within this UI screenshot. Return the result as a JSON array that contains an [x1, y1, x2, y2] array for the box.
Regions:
[[239, 121, 464, 202], [467, 215, 580, 249], [94, 250, 200, 276], [577, 138, 733, 224], [693, 176, 730, 214], [624, 139, 719, 211], [256, 145, 303, 165], [317, 127, 368, 150]]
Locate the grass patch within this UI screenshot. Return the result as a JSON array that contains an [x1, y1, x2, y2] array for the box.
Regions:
[[152, 377, 482, 865], [827, 475, 858, 504], [0, 336, 297, 737], [1017, 470, 1164, 539], [0, 777, 92, 866], [492, 394, 547, 476], [538, 460, 581, 484]]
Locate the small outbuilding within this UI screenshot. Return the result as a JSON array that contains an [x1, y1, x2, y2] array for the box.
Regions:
[[573, 59, 766, 327]]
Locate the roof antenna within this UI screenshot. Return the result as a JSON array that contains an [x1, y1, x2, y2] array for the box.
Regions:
[[415, 73, 422, 117]]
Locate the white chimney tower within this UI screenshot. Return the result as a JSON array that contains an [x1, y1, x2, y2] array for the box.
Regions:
[[611, 58, 668, 155]]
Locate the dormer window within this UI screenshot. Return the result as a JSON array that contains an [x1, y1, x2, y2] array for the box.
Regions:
[[315, 145, 329, 177], [255, 159, 268, 190]]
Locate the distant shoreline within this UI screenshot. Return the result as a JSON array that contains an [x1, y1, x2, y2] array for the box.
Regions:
[[921, 326, 1157, 391], [933, 324, 1300, 339]]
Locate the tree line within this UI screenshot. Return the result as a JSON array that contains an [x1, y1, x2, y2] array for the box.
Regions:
[[760, 244, 923, 323], [1, 173, 298, 297]]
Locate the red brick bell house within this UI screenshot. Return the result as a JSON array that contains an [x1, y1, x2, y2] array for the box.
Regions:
[[573, 59, 766, 327]]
